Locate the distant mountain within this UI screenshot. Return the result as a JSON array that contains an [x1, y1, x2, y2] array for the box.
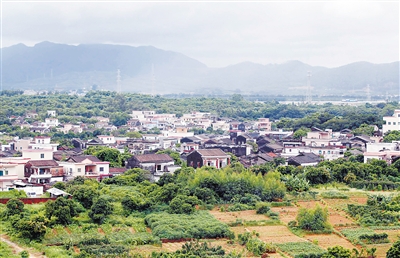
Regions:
[[2, 42, 399, 95]]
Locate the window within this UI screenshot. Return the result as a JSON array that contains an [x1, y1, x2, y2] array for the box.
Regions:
[[0, 171, 3, 176], [40, 154, 44, 159], [394, 122, 397, 125], [99, 167, 104, 172], [388, 122, 392, 125], [78, 168, 81, 172], [157, 165, 161, 171]]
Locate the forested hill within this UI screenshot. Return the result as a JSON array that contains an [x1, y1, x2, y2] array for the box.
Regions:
[[2, 42, 399, 95]]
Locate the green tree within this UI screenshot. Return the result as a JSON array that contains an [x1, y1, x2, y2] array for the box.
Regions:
[[383, 130, 400, 143], [387, 240, 400, 258], [89, 196, 114, 224], [45, 197, 78, 225], [352, 123, 375, 136], [5, 198, 24, 217], [69, 184, 97, 209], [168, 195, 199, 214], [322, 246, 351, 258], [296, 204, 331, 231], [293, 128, 309, 139]]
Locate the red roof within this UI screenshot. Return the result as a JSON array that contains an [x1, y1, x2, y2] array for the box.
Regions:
[[196, 149, 229, 157], [134, 154, 174, 163], [27, 160, 60, 167]]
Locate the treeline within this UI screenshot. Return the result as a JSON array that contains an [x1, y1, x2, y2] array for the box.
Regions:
[[0, 91, 398, 130]]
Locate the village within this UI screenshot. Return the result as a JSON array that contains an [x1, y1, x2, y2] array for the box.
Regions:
[[1, 107, 399, 196]]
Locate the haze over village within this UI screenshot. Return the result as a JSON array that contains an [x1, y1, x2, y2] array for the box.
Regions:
[[1, 1, 400, 258]]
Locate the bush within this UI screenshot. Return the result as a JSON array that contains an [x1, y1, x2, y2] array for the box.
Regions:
[[145, 211, 233, 240], [296, 205, 331, 232], [89, 196, 114, 224], [387, 240, 400, 258], [227, 203, 252, 212], [255, 202, 271, 214], [321, 246, 351, 258], [320, 191, 348, 199]]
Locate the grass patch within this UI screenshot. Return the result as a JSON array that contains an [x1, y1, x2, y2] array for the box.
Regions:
[[227, 219, 281, 227], [276, 241, 326, 257], [320, 191, 349, 199], [0, 241, 19, 258], [340, 228, 375, 245], [145, 211, 233, 240]]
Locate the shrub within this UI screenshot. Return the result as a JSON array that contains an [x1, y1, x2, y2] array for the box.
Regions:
[[255, 202, 271, 214], [145, 211, 233, 240], [89, 196, 114, 224], [320, 191, 348, 199], [296, 205, 331, 232], [227, 203, 252, 212], [387, 239, 400, 258], [321, 246, 351, 258]]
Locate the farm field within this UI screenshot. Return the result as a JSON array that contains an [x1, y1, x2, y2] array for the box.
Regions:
[[1, 187, 399, 258]]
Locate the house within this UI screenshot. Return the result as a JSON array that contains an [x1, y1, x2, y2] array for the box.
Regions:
[[25, 160, 64, 184], [383, 109, 400, 134], [180, 142, 199, 153], [0, 164, 19, 191], [259, 143, 284, 154], [44, 118, 59, 127], [126, 154, 175, 172], [256, 118, 272, 131], [187, 149, 230, 169], [126, 154, 179, 181], [47, 110, 57, 117], [287, 152, 321, 167], [22, 149, 53, 160], [59, 155, 110, 178], [97, 135, 116, 144]]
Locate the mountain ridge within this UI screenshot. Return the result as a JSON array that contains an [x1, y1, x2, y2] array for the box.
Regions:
[[2, 42, 399, 95]]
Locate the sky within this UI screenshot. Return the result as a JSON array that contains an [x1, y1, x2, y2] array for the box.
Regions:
[[1, 0, 399, 68]]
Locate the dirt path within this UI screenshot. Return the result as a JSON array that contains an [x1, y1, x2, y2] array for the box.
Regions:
[[0, 234, 46, 258]]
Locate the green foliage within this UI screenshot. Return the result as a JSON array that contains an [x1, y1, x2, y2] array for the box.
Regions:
[[84, 146, 129, 167], [0, 241, 19, 258], [255, 202, 271, 214], [45, 197, 78, 225], [387, 239, 400, 258], [89, 196, 114, 224], [226, 203, 252, 212], [187, 167, 286, 203], [293, 127, 310, 139], [0, 189, 27, 198], [12, 214, 48, 240], [383, 130, 400, 143], [5, 198, 24, 217], [276, 242, 326, 258], [358, 233, 389, 244], [68, 184, 97, 209], [145, 211, 233, 239], [19, 251, 29, 258], [245, 238, 268, 256], [296, 205, 331, 232], [320, 191, 349, 199], [321, 246, 351, 258], [152, 240, 240, 258], [283, 174, 310, 192], [352, 123, 374, 136], [168, 195, 199, 214]]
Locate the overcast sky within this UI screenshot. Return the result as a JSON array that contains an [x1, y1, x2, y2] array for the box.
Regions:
[[1, 0, 399, 68]]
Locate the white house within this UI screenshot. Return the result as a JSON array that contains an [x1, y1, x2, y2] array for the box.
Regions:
[[383, 110, 400, 134]]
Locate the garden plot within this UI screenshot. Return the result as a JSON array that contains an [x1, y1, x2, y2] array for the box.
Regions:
[[305, 234, 358, 250], [231, 225, 305, 244], [367, 243, 392, 258], [375, 229, 400, 242], [209, 209, 270, 223], [271, 206, 298, 224]]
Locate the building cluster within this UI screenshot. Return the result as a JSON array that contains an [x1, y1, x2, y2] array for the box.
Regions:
[[2, 109, 400, 196]]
